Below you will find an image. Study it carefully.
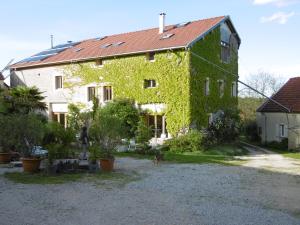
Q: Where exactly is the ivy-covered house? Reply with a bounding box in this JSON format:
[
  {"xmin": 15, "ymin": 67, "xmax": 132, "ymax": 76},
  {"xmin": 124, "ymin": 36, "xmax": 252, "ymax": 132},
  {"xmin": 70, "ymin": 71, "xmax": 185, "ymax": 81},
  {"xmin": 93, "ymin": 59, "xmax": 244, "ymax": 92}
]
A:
[{"xmin": 10, "ymin": 14, "xmax": 241, "ymax": 139}]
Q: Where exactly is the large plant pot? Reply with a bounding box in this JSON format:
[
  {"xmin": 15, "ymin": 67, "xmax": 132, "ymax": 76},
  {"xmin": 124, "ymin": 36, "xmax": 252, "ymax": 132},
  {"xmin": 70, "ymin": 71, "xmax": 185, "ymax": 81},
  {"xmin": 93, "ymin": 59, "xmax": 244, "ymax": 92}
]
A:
[
  {"xmin": 99, "ymin": 158, "xmax": 114, "ymax": 172},
  {"xmin": 0, "ymin": 153, "xmax": 11, "ymax": 164},
  {"xmin": 22, "ymin": 158, "xmax": 41, "ymax": 173}
]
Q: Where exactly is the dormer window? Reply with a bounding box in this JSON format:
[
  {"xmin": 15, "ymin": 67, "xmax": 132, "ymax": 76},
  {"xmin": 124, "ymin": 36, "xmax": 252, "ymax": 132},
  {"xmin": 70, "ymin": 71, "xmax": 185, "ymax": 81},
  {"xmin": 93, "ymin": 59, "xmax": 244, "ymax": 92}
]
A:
[
  {"xmin": 144, "ymin": 79, "xmax": 156, "ymax": 88},
  {"xmin": 146, "ymin": 52, "xmax": 155, "ymax": 61}
]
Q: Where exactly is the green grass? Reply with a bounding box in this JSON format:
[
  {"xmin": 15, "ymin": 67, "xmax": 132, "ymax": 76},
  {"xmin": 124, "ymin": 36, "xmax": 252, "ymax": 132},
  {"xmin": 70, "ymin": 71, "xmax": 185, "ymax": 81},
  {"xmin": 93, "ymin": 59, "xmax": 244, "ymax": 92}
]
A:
[
  {"xmin": 4, "ymin": 171, "xmax": 138, "ymax": 185},
  {"xmin": 4, "ymin": 172, "xmax": 84, "ymax": 184},
  {"xmin": 116, "ymin": 144, "xmax": 248, "ymax": 165}
]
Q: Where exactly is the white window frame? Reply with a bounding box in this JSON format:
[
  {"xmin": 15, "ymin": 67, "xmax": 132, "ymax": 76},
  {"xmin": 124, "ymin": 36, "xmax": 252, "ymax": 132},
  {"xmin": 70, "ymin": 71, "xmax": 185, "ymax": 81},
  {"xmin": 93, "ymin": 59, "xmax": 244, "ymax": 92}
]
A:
[
  {"xmin": 144, "ymin": 79, "xmax": 157, "ymax": 89},
  {"xmin": 204, "ymin": 78, "xmax": 210, "ymax": 96},
  {"xmin": 279, "ymin": 124, "xmax": 286, "ymax": 138},
  {"xmin": 231, "ymin": 81, "xmax": 237, "ymax": 97},
  {"xmin": 218, "ymin": 79, "xmax": 225, "ymax": 97},
  {"xmin": 87, "ymin": 86, "xmax": 96, "ymax": 102},
  {"xmin": 54, "ymin": 76, "xmax": 63, "ymax": 90}
]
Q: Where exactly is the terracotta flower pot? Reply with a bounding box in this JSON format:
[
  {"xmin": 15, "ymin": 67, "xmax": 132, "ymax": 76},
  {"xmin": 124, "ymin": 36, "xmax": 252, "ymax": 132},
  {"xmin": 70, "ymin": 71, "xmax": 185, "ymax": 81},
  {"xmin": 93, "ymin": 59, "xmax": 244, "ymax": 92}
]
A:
[
  {"xmin": 22, "ymin": 158, "xmax": 41, "ymax": 173},
  {"xmin": 0, "ymin": 153, "xmax": 11, "ymax": 164},
  {"xmin": 99, "ymin": 158, "xmax": 114, "ymax": 172}
]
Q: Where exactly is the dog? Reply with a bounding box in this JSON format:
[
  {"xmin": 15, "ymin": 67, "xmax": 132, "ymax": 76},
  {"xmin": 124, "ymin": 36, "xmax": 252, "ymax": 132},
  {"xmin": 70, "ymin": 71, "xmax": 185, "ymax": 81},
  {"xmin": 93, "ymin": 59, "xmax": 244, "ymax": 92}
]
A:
[{"xmin": 153, "ymin": 151, "xmax": 164, "ymax": 165}]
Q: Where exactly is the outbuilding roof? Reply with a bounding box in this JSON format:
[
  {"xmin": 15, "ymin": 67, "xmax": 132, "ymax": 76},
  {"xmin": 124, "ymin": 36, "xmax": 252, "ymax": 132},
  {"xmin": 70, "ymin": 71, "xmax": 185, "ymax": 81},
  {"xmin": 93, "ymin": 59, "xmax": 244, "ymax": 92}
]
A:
[
  {"xmin": 257, "ymin": 77, "xmax": 300, "ymax": 113},
  {"xmin": 11, "ymin": 15, "xmax": 239, "ymax": 70}
]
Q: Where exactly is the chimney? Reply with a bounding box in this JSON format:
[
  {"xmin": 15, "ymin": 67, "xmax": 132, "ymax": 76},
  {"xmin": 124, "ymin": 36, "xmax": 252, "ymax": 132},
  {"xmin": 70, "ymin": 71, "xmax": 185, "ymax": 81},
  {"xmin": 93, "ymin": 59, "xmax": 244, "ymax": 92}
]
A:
[{"xmin": 159, "ymin": 13, "xmax": 166, "ymax": 34}]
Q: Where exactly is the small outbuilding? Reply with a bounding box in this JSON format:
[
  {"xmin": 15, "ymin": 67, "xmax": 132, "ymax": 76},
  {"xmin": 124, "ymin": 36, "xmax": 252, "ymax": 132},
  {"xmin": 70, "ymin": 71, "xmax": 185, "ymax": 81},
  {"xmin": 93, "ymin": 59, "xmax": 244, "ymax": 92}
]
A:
[{"xmin": 257, "ymin": 77, "xmax": 300, "ymax": 149}]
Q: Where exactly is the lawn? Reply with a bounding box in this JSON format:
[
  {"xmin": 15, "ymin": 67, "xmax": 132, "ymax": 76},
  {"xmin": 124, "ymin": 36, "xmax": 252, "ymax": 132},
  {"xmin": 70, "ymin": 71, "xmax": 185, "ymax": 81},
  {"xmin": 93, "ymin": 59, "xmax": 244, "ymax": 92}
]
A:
[
  {"xmin": 4, "ymin": 171, "xmax": 137, "ymax": 185},
  {"xmin": 116, "ymin": 144, "xmax": 248, "ymax": 165}
]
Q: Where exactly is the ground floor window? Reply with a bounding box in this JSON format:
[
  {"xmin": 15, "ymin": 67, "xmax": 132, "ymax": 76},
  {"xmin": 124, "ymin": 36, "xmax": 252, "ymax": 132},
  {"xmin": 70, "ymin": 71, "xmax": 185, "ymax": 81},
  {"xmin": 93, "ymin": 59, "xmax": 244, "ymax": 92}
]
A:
[
  {"xmin": 145, "ymin": 114, "xmax": 167, "ymax": 138},
  {"xmin": 103, "ymin": 86, "xmax": 112, "ymax": 101},
  {"xmin": 52, "ymin": 113, "xmax": 67, "ymax": 128}
]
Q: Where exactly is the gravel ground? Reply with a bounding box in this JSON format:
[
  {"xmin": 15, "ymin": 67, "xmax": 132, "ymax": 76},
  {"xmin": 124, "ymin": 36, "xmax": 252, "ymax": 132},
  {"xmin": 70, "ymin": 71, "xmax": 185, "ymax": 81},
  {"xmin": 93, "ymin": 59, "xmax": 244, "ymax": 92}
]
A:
[{"xmin": 1, "ymin": 157, "xmax": 300, "ymax": 225}]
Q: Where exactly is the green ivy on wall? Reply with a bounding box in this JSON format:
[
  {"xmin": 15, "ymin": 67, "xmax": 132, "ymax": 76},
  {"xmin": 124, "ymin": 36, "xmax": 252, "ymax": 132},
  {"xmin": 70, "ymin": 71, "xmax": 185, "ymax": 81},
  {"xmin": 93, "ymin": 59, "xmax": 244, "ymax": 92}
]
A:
[
  {"xmin": 189, "ymin": 27, "xmax": 238, "ymax": 129},
  {"xmin": 63, "ymin": 25, "xmax": 238, "ymax": 136},
  {"xmin": 64, "ymin": 51, "xmax": 191, "ymax": 135}
]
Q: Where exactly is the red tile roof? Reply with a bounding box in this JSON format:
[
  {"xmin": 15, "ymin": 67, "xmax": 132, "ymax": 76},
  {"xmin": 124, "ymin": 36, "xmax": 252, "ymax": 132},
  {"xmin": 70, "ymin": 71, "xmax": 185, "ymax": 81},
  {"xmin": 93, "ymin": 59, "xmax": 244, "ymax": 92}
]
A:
[
  {"xmin": 0, "ymin": 72, "xmax": 4, "ymax": 80},
  {"xmin": 257, "ymin": 77, "xmax": 300, "ymax": 113},
  {"xmin": 11, "ymin": 16, "xmax": 230, "ymax": 69}
]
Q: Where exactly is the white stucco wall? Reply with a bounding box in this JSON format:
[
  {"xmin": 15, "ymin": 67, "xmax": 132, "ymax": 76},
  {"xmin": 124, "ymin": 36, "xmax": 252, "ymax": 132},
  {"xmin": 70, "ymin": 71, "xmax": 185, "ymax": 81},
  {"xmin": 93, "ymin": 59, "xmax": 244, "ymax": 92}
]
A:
[
  {"xmin": 10, "ymin": 66, "xmax": 106, "ymax": 115},
  {"xmin": 256, "ymin": 112, "xmax": 300, "ymax": 149}
]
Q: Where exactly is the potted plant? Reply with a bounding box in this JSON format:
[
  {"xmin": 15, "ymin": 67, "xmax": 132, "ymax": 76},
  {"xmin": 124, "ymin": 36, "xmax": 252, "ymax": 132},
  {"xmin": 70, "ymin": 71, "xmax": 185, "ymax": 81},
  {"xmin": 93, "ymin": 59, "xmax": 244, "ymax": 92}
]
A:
[
  {"xmin": 13, "ymin": 114, "xmax": 45, "ymax": 173},
  {"xmin": 88, "ymin": 145, "xmax": 100, "ymax": 172},
  {"xmin": 89, "ymin": 109, "xmax": 124, "ymax": 172},
  {"xmin": 0, "ymin": 115, "xmax": 13, "ymax": 163}
]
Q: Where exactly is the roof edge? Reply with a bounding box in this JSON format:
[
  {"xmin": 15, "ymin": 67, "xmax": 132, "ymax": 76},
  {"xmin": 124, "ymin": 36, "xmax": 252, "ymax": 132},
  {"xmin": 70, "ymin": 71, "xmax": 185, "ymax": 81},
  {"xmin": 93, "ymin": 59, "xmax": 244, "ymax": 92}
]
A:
[
  {"xmin": 186, "ymin": 15, "xmax": 241, "ymax": 49},
  {"xmin": 11, "ymin": 45, "xmax": 187, "ymax": 70}
]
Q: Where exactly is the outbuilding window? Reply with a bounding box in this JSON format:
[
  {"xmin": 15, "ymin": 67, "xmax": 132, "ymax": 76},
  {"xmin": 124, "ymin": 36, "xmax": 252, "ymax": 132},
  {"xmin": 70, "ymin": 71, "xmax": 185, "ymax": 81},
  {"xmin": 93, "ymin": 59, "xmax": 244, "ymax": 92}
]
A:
[{"xmin": 204, "ymin": 78, "xmax": 210, "ymax": 96}]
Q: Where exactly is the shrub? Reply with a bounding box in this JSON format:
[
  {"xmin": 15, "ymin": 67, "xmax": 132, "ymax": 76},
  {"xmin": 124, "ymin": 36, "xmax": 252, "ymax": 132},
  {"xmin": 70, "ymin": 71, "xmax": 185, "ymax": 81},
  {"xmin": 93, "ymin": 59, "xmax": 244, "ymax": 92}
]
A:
[
  {"xmin": 265, "ymin": 138, "xmax": 288, "ymax": 150},
  {"xmin": 47, "ymin": 144, "xmax": 75, "ymax": 164},
  {"xmin": 8, "ymin": 114, "xmax": 45, "ymax": 157},
  {"xmin": 165, "ymin": 130, "xmax": 203, "ymax": 153},
  {"xmin": 203, "ymin": 108, "xmax": 241, "ymax": 147},
  {"xmin": 67, "ymin": 103, "xmax": 92, "ymax": 132},
  {"xmin": 135, "ymin": 118, "xmax": 152, "ymax": 148},
  {"xmin": 99, "ymin": 99, "xmax": 139, "ymax": 138},
  {"xmin": 89, "ymin": 110, "xmax": 125, "ymax": 159},
  {"xmin": 43, "ymin": 122, "xmax": 76, "ymax": 146},
  {"xmin": 243, "ymin": 120, "xmax": 261, "ymax": 142}
]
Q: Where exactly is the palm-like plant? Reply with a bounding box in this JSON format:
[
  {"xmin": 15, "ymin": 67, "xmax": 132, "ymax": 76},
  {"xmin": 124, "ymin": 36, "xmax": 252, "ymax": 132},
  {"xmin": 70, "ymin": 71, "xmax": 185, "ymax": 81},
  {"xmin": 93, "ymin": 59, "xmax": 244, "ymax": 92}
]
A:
[{"xmin": 6, "ymin": 86, "xmax": 47, "ymax": 114}]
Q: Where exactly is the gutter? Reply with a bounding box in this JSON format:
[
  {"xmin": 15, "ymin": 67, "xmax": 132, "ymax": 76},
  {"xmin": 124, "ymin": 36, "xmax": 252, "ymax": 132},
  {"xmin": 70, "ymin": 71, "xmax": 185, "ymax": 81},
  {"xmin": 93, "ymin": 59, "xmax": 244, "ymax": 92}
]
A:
[{"xmin": 11, "ymin": 46, "xmax": 187, "ymax": 70}]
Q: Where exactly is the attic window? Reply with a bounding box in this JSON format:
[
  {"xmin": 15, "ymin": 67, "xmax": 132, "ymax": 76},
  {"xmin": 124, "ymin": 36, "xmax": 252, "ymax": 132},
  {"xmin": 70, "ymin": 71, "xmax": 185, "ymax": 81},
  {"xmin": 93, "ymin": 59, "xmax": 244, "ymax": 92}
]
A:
[
  {"xmin": 95, "ymin": 59, "xmax": 103, "ymax": 67},
  {"xmin": 112, "ymin": 41, "xmax": 125, "ymax": 46},
  {"xmin": 175, "ymin": 21, "xmax": 190, "ymax": 28},
  {"xmin": 101, "ymin": 43, "xmax": 112, "ymax": 48},
  {"xmin": 160, "ymin": 33, "xmax": 174, "ymax": 40},
  {"xmin": 146, "ymin": 52, "xmax": 155, "ymax": 61},
  {"xmin": 95, "ymin": 36, "xmax": 107, "ymax": 41}
]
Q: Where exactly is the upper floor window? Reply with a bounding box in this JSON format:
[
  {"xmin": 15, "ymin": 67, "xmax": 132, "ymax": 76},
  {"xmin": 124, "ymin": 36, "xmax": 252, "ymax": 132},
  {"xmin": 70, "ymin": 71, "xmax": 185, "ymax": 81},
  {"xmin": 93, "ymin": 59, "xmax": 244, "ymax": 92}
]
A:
[
  {"xmin": 144, "ymin": 79, "xmax": 156, "ymax": 88},
  {"xmin": 103, "ymin": 86, "xmax": 112, "ymax": 102},
  {"xmin": 204, "ymin": 78, "xmax": 210, "ymax": 96},
  {"xmin": 87, "ymin": 86, "xmax": 96, "ymax": 102},
  {"xmin": 220, "ymin": 22, "xmax": 238, "ymax": 63},
  {"xmin": 146, "ymin": 52, "xmax": 155, "ymax": 62},
  {"xmin": 218, "ymin": 80, "xmax": 225, "ymax": 97},
  {"xmin": 95, "ymin": 59, "xmax": 103, "ymax": 67},
  {"xmin": 55, "ymin": 76, "xmax": 63, "ymax": 89},
  {"xmin": 231, "ymin": 81, "xmax": 237, "ymax": 97}
]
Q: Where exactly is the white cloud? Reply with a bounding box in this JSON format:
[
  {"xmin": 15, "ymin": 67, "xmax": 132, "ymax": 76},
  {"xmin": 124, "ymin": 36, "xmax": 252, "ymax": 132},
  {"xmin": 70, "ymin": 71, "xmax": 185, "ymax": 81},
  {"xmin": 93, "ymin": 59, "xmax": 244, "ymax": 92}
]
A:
[
  {"xmin": 253, "ymin": 0, "xmax": 300, "ymax": 7},
  {"xmin": 260, "ymin": 11, "xmax": 295, "ymax": 24}
]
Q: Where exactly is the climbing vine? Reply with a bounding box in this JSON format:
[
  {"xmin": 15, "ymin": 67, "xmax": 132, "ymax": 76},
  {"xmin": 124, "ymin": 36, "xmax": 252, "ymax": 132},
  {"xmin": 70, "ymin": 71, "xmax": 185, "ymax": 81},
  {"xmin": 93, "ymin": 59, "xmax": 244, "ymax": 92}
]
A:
[{"xmin": 63, "ymin": 26, "xmax": 238, "ymax": 135}]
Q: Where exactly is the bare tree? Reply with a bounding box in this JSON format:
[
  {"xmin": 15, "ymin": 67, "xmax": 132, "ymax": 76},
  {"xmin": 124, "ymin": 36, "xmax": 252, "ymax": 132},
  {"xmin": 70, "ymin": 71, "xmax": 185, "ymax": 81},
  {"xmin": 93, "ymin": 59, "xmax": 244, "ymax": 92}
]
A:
[{"xmin": 239, "ymin": 71, "xmax": 285, "ymax": 98}]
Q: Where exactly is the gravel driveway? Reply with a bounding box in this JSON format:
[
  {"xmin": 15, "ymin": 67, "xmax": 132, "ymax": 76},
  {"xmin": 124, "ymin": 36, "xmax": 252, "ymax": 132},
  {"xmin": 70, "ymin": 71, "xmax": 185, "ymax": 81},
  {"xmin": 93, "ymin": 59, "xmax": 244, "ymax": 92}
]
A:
[{"xmin": 1, "ymin": 157, "xmax": 300, "ymax": 225}]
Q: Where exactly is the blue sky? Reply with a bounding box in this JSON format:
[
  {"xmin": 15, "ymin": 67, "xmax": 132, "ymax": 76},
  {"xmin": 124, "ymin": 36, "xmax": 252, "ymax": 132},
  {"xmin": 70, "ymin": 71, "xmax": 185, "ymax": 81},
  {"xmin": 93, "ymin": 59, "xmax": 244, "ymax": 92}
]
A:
[{"xmin": 1, "ymin": 0, "xmax": 299, "ymax": 81}]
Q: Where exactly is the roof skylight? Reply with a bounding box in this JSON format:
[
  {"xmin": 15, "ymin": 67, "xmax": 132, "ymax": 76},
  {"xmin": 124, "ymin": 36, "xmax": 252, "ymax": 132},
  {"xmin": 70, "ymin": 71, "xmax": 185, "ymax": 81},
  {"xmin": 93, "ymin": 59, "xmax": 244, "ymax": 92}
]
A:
[
  {"xmin": 101, "ymin": 43, "xmax": 112, "ymax": 48},
  {"xmin": 175, "ymin": 21, "xmax": 190, "ymax": 28},
  {"xmin": 95, "ymin": 36, "xmax": 107, "ymax": 41},
  {"xmin": 112, "ymin": 41, "xmax": 125, "ymax": 46},
  {"xmin": 160, "ymin": 33, "xmax": 174, "ymax": 40}
]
